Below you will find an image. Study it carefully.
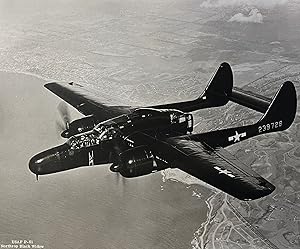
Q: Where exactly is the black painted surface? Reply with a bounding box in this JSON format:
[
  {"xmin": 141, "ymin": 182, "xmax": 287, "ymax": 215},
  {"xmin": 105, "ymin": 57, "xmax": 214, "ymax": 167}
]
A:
[{"xmin": 30, "ymin": 66, "xmax": 297, "ymax": 201}]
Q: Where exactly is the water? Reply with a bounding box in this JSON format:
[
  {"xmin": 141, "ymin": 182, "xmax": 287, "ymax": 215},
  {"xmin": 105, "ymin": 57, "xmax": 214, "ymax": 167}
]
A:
[{"xmin": 0, "ymin": 71, "xmax": 208, "ymax": 248}]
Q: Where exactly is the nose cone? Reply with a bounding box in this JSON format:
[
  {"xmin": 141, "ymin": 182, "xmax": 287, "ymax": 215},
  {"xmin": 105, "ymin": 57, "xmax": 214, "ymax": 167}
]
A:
[
  {"xmin": 28, "ymin": 145, "xmax": 68, "ymax": 175},
  {"xmin": 29, "ymin": 153, "xmax": 46, "ymax": 175}
]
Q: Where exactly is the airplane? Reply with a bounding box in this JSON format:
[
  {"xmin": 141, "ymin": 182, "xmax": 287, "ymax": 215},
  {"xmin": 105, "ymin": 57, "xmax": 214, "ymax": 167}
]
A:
[{"xmin": 28, "ymin": 62, "xmax": 297, "ymax": 201}]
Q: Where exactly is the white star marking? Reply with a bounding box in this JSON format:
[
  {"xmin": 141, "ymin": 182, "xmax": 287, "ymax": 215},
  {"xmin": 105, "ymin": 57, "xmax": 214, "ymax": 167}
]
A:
[
  {"xmin": 228, "ymin": 131, "xmax": 246, "ymax": 143},
  {"xmin": 214, "ymin": 166, "xmax": 235, "ymax": 178}
]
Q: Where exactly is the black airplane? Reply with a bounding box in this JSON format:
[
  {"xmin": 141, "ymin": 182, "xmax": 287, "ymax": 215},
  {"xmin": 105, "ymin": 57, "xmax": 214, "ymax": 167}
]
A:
[{"xmin": 29, "ymin": 62, "xmax": 297, "ymax": 201}]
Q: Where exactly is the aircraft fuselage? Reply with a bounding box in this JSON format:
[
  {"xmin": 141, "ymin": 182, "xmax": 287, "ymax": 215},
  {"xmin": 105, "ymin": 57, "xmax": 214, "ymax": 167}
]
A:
[{"xmin": 29, "ymin": 108, "xmax": 193, "ymax": 176}]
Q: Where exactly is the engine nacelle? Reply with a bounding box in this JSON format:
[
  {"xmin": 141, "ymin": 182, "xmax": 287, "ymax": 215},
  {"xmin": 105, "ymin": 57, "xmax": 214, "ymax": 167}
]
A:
[
  {"xmin": 62, "ymin": 116, "xmax": 98, "ymax": 138},
  {"xmin": 119, "ymin": 146, "xmax": 161, "ymax": 177}
]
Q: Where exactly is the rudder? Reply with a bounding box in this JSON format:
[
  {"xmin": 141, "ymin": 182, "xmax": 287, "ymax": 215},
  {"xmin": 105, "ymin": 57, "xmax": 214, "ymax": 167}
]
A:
[
  {"xmin": 258, "ymin": 81, "xmax": 297, "ymax": 131},
  {"xmin": 201, "ymin": 62, "xmax": 233, "ymax": 106}
]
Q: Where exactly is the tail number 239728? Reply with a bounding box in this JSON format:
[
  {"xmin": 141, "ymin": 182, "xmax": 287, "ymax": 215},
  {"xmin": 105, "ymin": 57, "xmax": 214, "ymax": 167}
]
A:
[{"xmin": 258, "ymin": 120, "xmax": 282, "ymax": 133}]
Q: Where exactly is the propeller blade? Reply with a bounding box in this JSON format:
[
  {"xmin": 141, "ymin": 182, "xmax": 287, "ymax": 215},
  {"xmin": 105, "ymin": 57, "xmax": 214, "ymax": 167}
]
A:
[
  {"xmin": 121, "ymin": 176, "xmax": 126, "ymax": 194},
  {"xmin": 57, "ymin": 102, "xmax": 71, "ymax": 130},
  {"xmin": 56, "ymin": 120, "xmax": 64, "ymax": 132},
  {"xmin": 55, "ymin": 120, "xmax": 65, "ymax": 138},
  {"xmin": 113, "ymin": 171, "xmax": 120, "ymax": 185}
]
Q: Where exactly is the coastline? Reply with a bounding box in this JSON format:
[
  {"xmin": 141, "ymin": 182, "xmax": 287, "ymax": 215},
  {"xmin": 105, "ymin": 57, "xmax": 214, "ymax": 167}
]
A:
[{"xmin": 0, "ymin": 70, "xmax": 209, "ymax": 248}]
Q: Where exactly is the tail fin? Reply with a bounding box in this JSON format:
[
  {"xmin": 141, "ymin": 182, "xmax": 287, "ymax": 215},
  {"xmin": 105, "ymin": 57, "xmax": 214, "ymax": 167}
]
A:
[
  {"xmin": 258, "ymin": 81, "xmax": 296, "ymax": 131},
  {"xmin": 201, "ymin": 62, "xmax": 233, "ymax": 106},
  {"xmin": 198, "ymin": 81, "xmax": 297, "ymax": 148}
]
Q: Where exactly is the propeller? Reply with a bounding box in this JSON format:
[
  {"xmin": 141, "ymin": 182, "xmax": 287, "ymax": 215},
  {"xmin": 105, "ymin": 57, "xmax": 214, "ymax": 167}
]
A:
[
  {"xmin": 112, "ymin": 166, "xmax": 126, "ymax": 194},
  {"xmin": 56, "ymin": 102, "xmax": 71, "ymax": 138},
  {"xmin": 109, "ymin": 147, "xmax": 126, "ymax": 190}
]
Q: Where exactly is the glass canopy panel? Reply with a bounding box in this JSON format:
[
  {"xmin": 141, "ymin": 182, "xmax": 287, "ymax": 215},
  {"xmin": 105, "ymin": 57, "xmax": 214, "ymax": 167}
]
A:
[{"xmin": 67, "ymin": 131, "xmax": 101, "ymax": 149}]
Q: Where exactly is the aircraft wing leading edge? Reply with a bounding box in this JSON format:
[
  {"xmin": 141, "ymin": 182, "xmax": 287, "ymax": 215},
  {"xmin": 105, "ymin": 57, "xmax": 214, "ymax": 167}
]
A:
[{"xmin": 44, "ymin": 82, "xmax": 133, "ymax": 121}]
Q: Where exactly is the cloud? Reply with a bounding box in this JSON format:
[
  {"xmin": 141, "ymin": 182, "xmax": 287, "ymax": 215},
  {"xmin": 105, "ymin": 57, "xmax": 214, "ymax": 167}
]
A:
[
  {"xmin": 228, "ymin": 8, "xmax": 263, "ymax": 23},
  {"xmin": 200, "ymin": 0, "xmax": 288, "ymax": 8}
]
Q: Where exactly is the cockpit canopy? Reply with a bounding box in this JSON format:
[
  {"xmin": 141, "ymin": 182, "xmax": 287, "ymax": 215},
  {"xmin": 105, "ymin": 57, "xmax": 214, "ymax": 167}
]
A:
[
  {"xmin": 66, "ymin": 108, "xmax": 193, "ymax": 150},
  {"xmin": 67, "ymin": 131, "xmax": 100, "ymax": 149}
]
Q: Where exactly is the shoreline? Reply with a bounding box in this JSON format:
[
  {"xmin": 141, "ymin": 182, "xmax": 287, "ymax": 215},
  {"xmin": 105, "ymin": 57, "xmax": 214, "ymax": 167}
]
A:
[{"xmin": 0, "ymin": 70, "xmax": 209, "ymax": 249}]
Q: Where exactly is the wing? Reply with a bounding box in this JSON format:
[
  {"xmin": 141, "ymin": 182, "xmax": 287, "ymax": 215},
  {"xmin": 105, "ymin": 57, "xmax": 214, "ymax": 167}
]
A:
[
  {"xmin": 130, "ymin": 132, "xmax": 275, "ymax": 200},
  {"xmin": 45, "ymin": 82, "xmax": 133, "ymax": 120},
  {"xmin": 45, "ymin": 63, "xmax": 233, "ymax": 118}
]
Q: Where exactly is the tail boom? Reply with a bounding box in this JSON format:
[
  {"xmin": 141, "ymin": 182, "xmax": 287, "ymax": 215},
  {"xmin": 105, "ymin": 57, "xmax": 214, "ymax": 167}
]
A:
[{"xmin": 229, "ymin": 87, "xmax": 272, "ymax": 113}]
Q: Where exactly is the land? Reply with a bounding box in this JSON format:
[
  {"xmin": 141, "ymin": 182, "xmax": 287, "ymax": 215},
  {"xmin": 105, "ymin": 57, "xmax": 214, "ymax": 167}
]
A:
[{"xmin": 0, "ymin": 0, "xmax": 299, "ymax": 248}]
